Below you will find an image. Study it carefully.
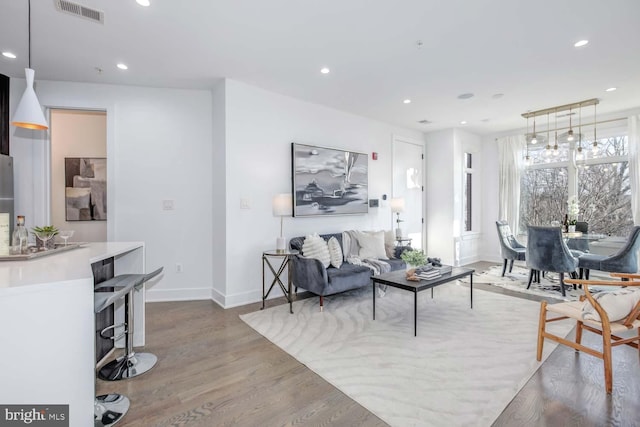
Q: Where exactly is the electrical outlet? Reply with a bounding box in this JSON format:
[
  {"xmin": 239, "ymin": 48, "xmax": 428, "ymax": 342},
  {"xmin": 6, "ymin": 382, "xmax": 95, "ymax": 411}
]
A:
[
  {"xmin": 175, "ymin": 263, "xmax": 183, "ymax": 273},
  {"xmin": 162, "ymin": 200, "xmax": 175, "ymax": 210}
]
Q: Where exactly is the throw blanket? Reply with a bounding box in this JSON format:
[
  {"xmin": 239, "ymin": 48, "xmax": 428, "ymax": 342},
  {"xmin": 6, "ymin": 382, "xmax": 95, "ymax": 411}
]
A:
[{"xmin": 347, "ymin": 256, "xmax": 391, "ymax": 276}]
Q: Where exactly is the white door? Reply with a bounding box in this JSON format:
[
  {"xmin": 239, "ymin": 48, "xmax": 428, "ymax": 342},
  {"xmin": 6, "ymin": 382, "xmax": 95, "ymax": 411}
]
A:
[{"xmin": 392, "ymin": 136, "xmax": 425, "ymax": 250}]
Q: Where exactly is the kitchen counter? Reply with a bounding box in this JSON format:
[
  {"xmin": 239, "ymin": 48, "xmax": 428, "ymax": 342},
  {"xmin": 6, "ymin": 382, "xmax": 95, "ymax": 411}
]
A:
[{"xmin": 0, "ymin": 241, "xmax": 145, "ymax": 427}]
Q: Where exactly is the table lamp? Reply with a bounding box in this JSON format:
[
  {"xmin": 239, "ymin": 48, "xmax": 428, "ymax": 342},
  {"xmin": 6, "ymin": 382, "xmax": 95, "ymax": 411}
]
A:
[
  {"xmin": 390, "ymin": 197, "xmax": 405, "ymax": 239},
  {"xmin": 272, "ymin": 193, "xmax": 292, "ymax": 253}
]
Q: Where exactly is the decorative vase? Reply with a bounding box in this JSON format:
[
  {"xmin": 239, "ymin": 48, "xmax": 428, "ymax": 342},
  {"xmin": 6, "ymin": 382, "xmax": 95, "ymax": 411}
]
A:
[{"xmin": 568, "ymin": 225, "xmax": 576, "ymax": 233}]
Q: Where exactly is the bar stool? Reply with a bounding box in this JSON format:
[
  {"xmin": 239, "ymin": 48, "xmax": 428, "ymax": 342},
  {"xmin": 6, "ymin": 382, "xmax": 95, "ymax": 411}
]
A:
[
  {"xmin": 97, "ymin": 267, "xmax": 163, "ymax": 381},
  {"xmin": 94, "ymin": 281, "xmax": 135, "ymax": 426}
]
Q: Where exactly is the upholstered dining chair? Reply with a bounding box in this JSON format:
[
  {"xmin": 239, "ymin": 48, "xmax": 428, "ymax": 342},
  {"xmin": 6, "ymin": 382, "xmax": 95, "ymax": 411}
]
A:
[
  {"xmin": 526, "ymin": 226, "xmax": 579, "ymax": 297},
  {"xmin": 537, "ymin": 274, "xmax": 640, "ymax": 394},
  {"xmin": 496, "ymin": 220, "xmax": 526, "ymax": 277},
  {"xmin": 579, "ymin": 226, "xmax": 640, "ymax": 280}
]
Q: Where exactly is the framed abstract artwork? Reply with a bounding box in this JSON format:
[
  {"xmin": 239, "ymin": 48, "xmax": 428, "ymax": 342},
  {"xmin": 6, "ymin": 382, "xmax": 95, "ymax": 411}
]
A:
[
  {"xmin": 65, "ymin": 157, "xmax": 107, "ymax": 221},
  {"xmin": 291, "ymin": 143, "xmax": 368, "ymax": 217}
]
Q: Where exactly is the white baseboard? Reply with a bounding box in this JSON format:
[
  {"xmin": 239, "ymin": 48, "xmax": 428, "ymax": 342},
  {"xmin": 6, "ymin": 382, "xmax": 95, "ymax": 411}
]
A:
[
  {"xmin": 212, "ymin": 287, "xmax": 285, "ymax": 309},
  {"xmin": 146, "ymin": 287, "xmax": 212, "ymax": 302}
]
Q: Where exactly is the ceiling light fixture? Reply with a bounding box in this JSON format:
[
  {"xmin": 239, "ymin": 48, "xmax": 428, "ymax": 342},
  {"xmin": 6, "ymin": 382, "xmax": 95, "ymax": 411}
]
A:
[
  {"xmin": 531, "ymin": 116, "xmax": 537, "ymax": 144},
  {"xmin": 320, "ymin": 67, "xmax": 330, "ymax": 74},
  {"xmin": 457, "ymin": 93, "xmax": 474, "ymax": 100},
  {"xmin": 2, "ymin": 52, "xmax": 17, "ymax": 59},
  {"xmin": 117, "ymin": 63, "xmax": 128, "ymax": 70},
  {"xmin": 576, "ymin": 105, "xmax": 584, "ymax": 161},
  {"xmin": 567, "ymin": 107, "xmax": 574, "ymax": 141},
  {"xmin": 605, "ymin": 87, "xmax": 617, "ymax": 92},
  {"xmin": 592, "ymin": 102, "xmax": 599, "ymax": 155},
  {"xmin": 460, "ymin": 120, "xmax": 467, "ymax": 125},
  {"xmin": 11, "ymin": 0, "xmax": 48, "ymax": 130},
  {"xmin": 574, "ymin": 40, "xmax": 589, "ymax": 47},
  {"xmin": 524, "ymin": 114, "xmax": 531, "ymax": 166},
  {"xmin": 136, "ymin": 0, "xmax": 151, "ymax": 6},
  {"xmin": 403, "ymin": 99, "xmax": 411, "ymax": 104}
]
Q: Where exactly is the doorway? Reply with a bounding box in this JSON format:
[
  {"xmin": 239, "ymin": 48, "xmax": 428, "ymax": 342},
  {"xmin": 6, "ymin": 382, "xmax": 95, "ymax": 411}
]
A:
[
  {"xmin": 392, "ymin": 135, "xmax": 425, "ymax": 250},
  {"xmin": 50, "ymin": 109, "xmax": 107, "ymax": 242}
]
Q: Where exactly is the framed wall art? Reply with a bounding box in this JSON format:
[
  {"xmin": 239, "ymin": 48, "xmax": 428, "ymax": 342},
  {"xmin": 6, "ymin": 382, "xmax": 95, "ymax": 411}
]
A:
[
  {"xmin": 65, "ymin": 157, "xmax": 107, "ymax": 221},
  {"xmin": 291, "ymin": 143, "xmax": 368, "ymax": 217}
]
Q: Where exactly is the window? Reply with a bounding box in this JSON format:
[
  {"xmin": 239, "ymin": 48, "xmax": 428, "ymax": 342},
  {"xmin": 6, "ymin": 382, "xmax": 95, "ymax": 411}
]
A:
[
  {"xmin": 519, "ymin": 128, "xmax": 632, "ymax": 236},
  {"xmin": 463, "ymin": 153, "xmax": 472, "ymax": 232}
]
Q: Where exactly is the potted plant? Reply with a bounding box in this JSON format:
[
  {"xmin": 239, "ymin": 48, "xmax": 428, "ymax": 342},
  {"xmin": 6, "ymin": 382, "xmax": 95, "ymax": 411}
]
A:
[
  {"xmin": 32, "ymin": 225, "xmax": 59, "ymax": 250},
  {"xmin": 401, "ymin": 249, "xmax": 427, "ymax": 268}
]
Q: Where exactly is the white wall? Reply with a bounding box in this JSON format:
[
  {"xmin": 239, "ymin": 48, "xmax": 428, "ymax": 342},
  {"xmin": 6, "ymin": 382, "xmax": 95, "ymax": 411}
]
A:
[
  {"xmin": 425, "ymin": 129, "xmax": 455, "ymax": 265},
  {"xmin": 219, "ymin": 79, "xmax": 425, "ymax": 307},
  {"xmin": 50, "ymin": 109, "xmax": 107, "ymax": 243},
  {"xmin": 10, "ymin": 79, "xmax": 214, "ymax": 301}
]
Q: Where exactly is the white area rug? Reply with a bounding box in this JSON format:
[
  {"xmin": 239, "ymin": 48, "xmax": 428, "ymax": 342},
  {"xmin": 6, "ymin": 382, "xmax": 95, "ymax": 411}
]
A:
[
  {"xmin": 464, "ymin": 264, "xmax": 584, "ymax": 301},
  {"xmin": 240, "ymin": 282, "xmax": 573, "ymax": 427}
]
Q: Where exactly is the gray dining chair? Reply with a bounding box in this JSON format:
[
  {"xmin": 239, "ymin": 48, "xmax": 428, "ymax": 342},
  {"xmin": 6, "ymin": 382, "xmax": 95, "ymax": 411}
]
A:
[
  {"xmin": 526, "ymin": 226, "xmax": 579, "ymax": 297},
  {"xmin": 496, "ymin": 220, "xmax": 526, "ymax": 276},
  {"xmin": 579, "ymin": 226, "xmax": 640, "ymax": 279}
]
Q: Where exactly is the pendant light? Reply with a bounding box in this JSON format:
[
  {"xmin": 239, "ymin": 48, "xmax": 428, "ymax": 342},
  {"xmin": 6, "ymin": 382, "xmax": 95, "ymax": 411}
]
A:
[
  {"xmin": 524, "ymin": 115, "xmax": 531, "ymax": 165},
  {"xmin": 567, "ymin": 107, "xmax": 574, "ymax": 142},
  {"xmin": 531, "ymin": 116, "xmax": 537, "ymax": 144},
  {"xmin": 11, "ymin": 0, "xmax": 48, "ymax": 130},
  {"xmin": 592, "ymin": 102, "xmax": 599, "ymax": 154},
  {"xmin": 576, "ymin": 104, "xmax": 584, "ymax": 161}
]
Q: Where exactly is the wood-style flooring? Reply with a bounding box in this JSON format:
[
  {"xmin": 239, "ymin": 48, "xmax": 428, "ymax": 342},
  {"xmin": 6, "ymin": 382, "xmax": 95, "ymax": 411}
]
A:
[{"xmin": 96, "ymin": 261, "xmax": 640, "ymax": 426}]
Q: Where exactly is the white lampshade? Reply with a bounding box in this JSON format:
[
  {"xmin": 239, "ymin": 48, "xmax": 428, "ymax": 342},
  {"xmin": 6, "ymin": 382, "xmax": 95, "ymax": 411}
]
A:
[
  {"xmin": 272, "ymin": 193, "xmax": 292, "ymax": 217},
  {"xmin": 11, "ymin": 68, "xmax": 48, "ymax": 130},
  {"xmin": 390, "ymin": 197, "xmax": 405, "ymax": 213}
]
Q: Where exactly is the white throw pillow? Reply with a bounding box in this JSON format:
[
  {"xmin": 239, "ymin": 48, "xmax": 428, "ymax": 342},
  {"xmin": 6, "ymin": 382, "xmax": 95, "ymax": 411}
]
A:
[
  {"xmin": 301, "ymin": 233, "xmax": 331, "ymax": 268},
  {"xmin": 327, "ymin": 236, "xmax": 343, "ymax": 268},
  {"xmin": 384, "ymin": 230, "xmax": 396, "ymax": 259},
  {"xmin": 581, "ymin": 288, "xmax": 640, "ymax": 322},
  {"xmin": 355, "ymin": 230, "xmax": 388, "ymax": 260}
]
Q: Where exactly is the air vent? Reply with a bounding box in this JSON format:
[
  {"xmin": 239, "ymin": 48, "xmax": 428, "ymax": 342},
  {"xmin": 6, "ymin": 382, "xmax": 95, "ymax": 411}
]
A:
[
  {"xmin": 417, "ymin": 119, "xmax": 432, "ymax": 125},
  {"xmin": 55, "ymin": 0, "xmax": 104, "ymax": 24}
]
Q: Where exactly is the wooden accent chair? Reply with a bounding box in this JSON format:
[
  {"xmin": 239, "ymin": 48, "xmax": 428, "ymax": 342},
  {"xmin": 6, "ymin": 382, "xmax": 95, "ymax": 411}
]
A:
[{"xmin": 537, "ymin": 274, "xmax": 640, "ymax": 393}]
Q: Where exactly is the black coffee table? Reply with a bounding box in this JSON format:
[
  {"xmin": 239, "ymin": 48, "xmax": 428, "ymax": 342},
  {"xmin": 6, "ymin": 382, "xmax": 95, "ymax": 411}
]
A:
[{"xmin": 372, "ymin": 267, "xmax": 474, "ymax": 336}]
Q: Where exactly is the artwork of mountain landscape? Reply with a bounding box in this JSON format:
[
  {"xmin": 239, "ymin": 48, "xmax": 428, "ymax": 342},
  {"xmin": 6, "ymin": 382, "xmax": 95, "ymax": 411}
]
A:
[{"xmin": 292, "ymin": 143, "xmax": 368, "ymax": 216}]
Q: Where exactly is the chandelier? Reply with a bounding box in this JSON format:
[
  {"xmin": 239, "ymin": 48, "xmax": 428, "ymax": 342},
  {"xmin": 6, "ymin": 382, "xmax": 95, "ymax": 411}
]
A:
[{"xmin": 521, "ymin": 98, "xmax": 599, "ymax": 163}]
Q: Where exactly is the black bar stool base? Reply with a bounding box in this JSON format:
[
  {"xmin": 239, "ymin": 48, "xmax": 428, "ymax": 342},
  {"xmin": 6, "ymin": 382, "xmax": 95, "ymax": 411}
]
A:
[
  {"xmin": 98, "ymin": 352, "xmax": 157, "ymax": 381},
  {"xmin": 95, "ymin": 394, "xmax": 130, "ymax": 426}
]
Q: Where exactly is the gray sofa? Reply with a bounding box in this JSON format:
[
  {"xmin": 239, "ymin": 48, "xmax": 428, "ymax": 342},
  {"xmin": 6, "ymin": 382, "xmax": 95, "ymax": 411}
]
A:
[{"xmin": 289, "ymin": 232, "xmax": 408, "ymax": 310}]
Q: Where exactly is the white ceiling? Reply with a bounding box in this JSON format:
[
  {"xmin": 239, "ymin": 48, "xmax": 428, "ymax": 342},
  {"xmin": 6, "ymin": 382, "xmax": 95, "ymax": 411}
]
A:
[{"xmin": 1, "ymin": 0, "xmax": 639, "ymax": 135}]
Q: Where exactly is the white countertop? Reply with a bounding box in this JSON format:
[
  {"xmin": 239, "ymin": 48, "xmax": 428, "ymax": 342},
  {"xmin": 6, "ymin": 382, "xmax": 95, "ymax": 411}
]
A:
[{"xmin": 0, "ymin": 241, "xmax": 144, "ymax": 293}]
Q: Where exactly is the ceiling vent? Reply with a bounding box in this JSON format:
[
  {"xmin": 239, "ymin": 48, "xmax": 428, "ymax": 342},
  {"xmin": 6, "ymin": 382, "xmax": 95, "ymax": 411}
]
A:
[
  {"xmin": 55, "ymin": 0, "xmax": 104, "ymax": 24},
  {"xmin": 417, "ymin": 119, "xmax": 432, "ymax": 125}
]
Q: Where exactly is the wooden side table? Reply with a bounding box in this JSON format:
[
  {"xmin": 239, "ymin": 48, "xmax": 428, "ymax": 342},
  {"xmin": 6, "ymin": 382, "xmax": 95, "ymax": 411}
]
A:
[{"xmin": 262, "ymin": 249, "xmax": 298, "ymax": 314}]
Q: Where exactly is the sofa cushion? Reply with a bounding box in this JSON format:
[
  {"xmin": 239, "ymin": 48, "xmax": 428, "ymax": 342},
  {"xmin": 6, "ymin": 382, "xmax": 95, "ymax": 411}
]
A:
[
  {"xmin": 302, "ymin": 233, "xmax": 331, "ymax": 268},
  {"xmin": 327, "ymin": 236, "xmax": 343, "ymax": 269},
  {"xmin": 326, "ymin": 263, "xmax": 372, "ymax": 294},
  {"xmin": 384, "ymin": 230, "xmax": 396, "ymax": 258},
  {"xmin": 356, "ymin": 230, "xmax": 388, "ymax": 260}
]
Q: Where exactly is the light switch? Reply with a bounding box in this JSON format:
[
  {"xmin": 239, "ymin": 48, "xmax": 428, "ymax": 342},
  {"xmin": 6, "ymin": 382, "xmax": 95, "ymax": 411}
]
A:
[
  {"xmin": 162, "ymin": 200, "xmax": 175, "ymax": 210},
  {"xmin": 240, "ymin": 198, "xmax": 251, "ymax": 209}
]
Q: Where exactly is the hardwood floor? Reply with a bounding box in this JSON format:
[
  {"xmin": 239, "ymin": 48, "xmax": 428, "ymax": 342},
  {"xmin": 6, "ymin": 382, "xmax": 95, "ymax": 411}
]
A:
[{"xmin": 96, "ymin": 262, "xmax": 640, "ymax": 426}]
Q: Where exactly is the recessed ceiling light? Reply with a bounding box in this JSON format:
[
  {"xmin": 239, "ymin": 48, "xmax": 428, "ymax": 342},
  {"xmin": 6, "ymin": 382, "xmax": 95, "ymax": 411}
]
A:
[
  {"xmin": 574, "ymin": 40, "xmax": 589, "ymax": 47},
  {"xmin": 116, "ymin": 63, "xmax": 128, "ymax": 70},
  {"xmin": 136, "ymin": 0, "xmax": 151, "ymax": 6},
  {"xmin": 481, "ymin": 118, "xmax": 490, "ymax": 123},
  {"xmin": 457, "ymin": 93, "xmax": 474, "ymax": 100},
  {"xmin": 460, "ymin": 121, "xmax": 467, "ymax": 125},
  {"xmin": 605, "ymin": 87, "xmax": 617, "ymax": 92},
  {"xmin": 491, "ymin": 93, "xmax": 504, "ymax": 99},
  {"xmin": 2, "ymin": 51, "xmax": 16, "ymax": 59},
  {"xmin": 403, "ymin": 99, "xmax": 411, "ymax": 104},
  {"xmin": 320, "ymin": 67, "xmax": 330, "ymax": 74},
  {"xmin": 417, "ymin": 119, "xmax": 432, "ymax": 124}
]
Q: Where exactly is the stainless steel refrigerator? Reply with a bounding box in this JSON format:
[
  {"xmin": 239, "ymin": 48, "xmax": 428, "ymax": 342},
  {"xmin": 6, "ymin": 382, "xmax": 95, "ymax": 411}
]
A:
[{"xmin": 0, "ymin": 154, "xmax": 14, "ymax": 236}]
